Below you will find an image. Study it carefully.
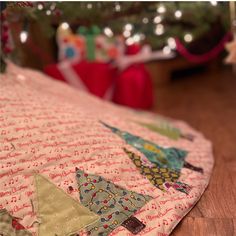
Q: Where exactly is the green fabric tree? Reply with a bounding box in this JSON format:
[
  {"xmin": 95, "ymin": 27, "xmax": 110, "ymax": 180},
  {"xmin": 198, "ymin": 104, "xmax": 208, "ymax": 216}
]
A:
[{"xmin": 76, "ymin": 169, "xmax": 152, "ymax": 236}]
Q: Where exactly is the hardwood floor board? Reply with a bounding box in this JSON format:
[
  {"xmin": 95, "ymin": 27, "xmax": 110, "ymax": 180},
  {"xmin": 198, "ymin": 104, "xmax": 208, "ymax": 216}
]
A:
[
  {"xmin": 153, "ymin": 67, "xmax": 236, "ymax": 235},
  {"xmin": 172, "ymin": 217, "xmax": 235, "ymax": 236},
  {"xmin": 193, "ymin": 163, "xmax": 236, "ymax": 218}
]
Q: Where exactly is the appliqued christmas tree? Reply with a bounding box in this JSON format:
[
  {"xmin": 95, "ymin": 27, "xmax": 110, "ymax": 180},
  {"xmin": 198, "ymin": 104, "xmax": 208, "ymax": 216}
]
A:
[
  {"xmin": 101, "ymin": 121, "xmax": 202, "ymax": 173},
  {"xmin": 124, "ymin": 148, "xmax": 191, "ymax": 194},
  {"xmin": 101, "ymin": 121, "xmax": 203, "ymax": 194},
  {"xmin": 35, "ymin": 174, "xmax": 99, "ymax": 236},
  {"xmin": 76, "ymin": 169, "xmax": 152, "ymax": 236},
  {"xmin": 135, "ymin": 120, "xmax": 194, "ymax": 141}
]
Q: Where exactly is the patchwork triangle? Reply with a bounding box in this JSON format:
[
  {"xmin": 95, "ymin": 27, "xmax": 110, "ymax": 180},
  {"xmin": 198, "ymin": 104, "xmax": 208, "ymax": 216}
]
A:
[
  {"xmin": 75, "ymin": 169, "xmax": 152, "ymax": 236},
  {"xmin": 35, "ymin": 174, "xmax": 99, "ymax": 236}
]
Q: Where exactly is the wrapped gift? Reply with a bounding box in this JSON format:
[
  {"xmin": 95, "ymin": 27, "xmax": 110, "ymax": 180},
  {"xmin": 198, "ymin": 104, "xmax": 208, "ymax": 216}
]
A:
[
  {"xmin": 77, "ymin": 25, "xmax": 101, "ymax": 61},
  {"xmin": 49, "ymin": 25, "xmax": 154, "ymax": 109},
  {"xmin": 95, "ymin": 35, "xmax": 124, "ymax": 62},
  {"xmin": 57, "ymin": 24, "xmax": 124, "ymax": 63},
  {"xmin": 59, "ymin": 35, "xmax": 86, "ymax": 62},
  {"xmin": 77, "ymin": 26, "xmax": 124, "ymax": 62},
  {"xmin": 57, "ymin": 23, "xmax": 86, "ymax": 62}
]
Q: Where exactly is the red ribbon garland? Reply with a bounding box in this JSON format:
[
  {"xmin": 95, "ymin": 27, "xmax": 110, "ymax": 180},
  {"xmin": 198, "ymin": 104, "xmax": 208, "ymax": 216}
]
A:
[{"xmin": 175, "ymin": 32, "xmax": 232, "ymax": 64}]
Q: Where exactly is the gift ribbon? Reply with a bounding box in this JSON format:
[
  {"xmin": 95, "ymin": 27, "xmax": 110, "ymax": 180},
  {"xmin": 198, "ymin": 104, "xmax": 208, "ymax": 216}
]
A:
[{"xmin": 77, "ymin": 25, "xmax": 101, "ymax": 61}]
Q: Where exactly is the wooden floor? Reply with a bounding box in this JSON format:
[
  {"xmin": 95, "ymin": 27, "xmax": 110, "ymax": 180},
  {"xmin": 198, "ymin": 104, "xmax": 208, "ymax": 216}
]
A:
[{"xmin": 153, "ymin": 65, "xmax": 236, "ymax": 236}]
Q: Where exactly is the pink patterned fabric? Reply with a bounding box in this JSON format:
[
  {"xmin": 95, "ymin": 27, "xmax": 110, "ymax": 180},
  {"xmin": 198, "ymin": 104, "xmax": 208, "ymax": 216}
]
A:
[{"xmin": 0, "ymin": 63, "xmax": 214, "ymax": 235}]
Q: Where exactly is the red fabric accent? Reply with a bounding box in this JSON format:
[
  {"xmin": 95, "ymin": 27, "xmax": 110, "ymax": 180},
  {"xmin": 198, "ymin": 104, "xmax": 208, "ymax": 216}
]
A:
[
  {"xmin": 12, "ymin": 218, "xmax": 25, "ymax": 230},
  {"xmin": 113, "ymin": 64, "xmax": 153, "ymax": 109},
  {"xmin": 44, "ymin": 61, "xmax": 154, "ymax": 109},
  {"xmin": 44, "ymin": 64, "xmax": 67, "ymax": 82},
  {"xmin": 126, "ymin": 44, "xmax": 141, "ymax": 55},
  {"xmin": 44, "ymin": 62, "xmax": 116, "ymax": 98},
  {"xmin": 72, "ymin": 61, "xmax": 116, "ymax": 98},
  {"xmin": 175, "ymin": 32, "xmax": 232, "ymax": 64}
]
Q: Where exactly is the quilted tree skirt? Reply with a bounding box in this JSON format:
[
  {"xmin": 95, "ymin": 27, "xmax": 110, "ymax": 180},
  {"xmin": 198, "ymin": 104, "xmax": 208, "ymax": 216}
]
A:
[{"xmin": 0, "ymin": 63, "xmax": 214, "ymax": 236}]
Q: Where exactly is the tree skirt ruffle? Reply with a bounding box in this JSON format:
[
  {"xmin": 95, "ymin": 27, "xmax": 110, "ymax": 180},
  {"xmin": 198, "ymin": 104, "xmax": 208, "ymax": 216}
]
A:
[{"xmin": 0, "ymin": 63, "xmax": 214, "ymax": 236}]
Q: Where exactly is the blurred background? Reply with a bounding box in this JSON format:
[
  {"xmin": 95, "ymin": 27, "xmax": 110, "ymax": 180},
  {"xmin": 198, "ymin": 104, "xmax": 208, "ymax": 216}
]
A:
[{"xmin": 1, "ymin": 1, "xmax": 236, "ymax": 110}]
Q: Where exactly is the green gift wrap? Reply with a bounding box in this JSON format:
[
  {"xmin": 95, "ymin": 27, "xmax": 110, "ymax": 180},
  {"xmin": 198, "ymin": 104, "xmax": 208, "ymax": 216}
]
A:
[{"xmin": 77, "ymin": 25, "xmax": 101, "ymax": 61}]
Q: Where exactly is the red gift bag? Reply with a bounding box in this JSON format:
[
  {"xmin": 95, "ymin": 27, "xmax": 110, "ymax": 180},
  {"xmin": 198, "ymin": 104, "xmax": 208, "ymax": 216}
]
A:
[
  {"xmin": 44, "ymin": 61, "xmax": 116, "ymax": 99},
  {"xmin": 113, "ymin": 64, "xmax": 153, "ymax": 109},
  {"xmin": 73, "ymin": 61, "xmax": 116, "ymax": 98}
]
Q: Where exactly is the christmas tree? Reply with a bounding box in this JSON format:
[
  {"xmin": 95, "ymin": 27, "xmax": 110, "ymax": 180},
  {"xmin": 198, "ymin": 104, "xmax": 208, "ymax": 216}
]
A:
[
  {"xmin": 35, "ymin": 174, "xmax": 99, "ymax": 236},
  {"xmin": 3, "ymin": 2, "xmax": 231, "ymax": 49},
  {"xmin": 0, "ymin": 2, "xmax": 233, "ymax": 72}
]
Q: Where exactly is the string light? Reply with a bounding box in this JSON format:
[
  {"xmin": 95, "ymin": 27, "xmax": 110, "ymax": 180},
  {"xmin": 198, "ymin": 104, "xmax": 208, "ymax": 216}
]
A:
[
  {"xmin": 46, "ymin": 10, "xmax": 51, "ymax": 15},
  {"xmin": 175, "ymin": 10, "xmax": 182, "ymax": 19},
  {"xmin": 142, "ymin": 17, "xmax": 149, "ymax": 24},
  {"xmin": 153, "ymin": 16, "xmax": 162, "ymax": 24},
  {"xmin": 163, "ymin": 46, "xmax": 171, "ymax": 55},
  {"xmin": 126, "ymin": 37, "xmax": 134, "ymax": 45},
  {"xmin": 167, "ymin": 37, "xmax": 176, "ymax": 49},
  {"xmin": 140, "ymin": 33, "xmax": 146, "ymax": 40},
  {"xmin": 61, "ymin": 22, "xmax": 70, "ymax": 30},
  {"xmin": 157, "ymin": 5, "xmax": 166, "ymax": 14},
  {"xmin": 37, "ymin": 3, "xmax": 43, "ymax": 10},
  {"xmin": 50, "ymin": 3, "xmax": 56, "ymax": 11},
  {"xmin": 184, "ymin": 33, "xmax": 193, "ymax": 42},
  {"xmin": 20, "ymin": 31, "xmax": 28, "ymax": 43},
  {"xmin": 115, "ymin": 3, "xmax": 121, "ymax": 12},
  {"xmin": 103, "ymin": 27, "xmax": 113, "ymax": 37},
  {"xmin": 210, "ymin": 1, "xmax": 217, "ymax": 6},
  {"xmin": 154, "ymin": 24, "xmax": 164, "ymax": 35},
  {"xmin": 123, "ymin": 30, "xmax": 131, "ymax": 38},
  {"xmin": 124, "ymin": 23, "xmax": 133, "ymax": 31},
  {"xmin": 87, "ymin": 3, "xmax": 92, "ymax": 9},
  {"xmin": 133, "ymin": 34, "xmax": 141, "ymax": 43}
]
